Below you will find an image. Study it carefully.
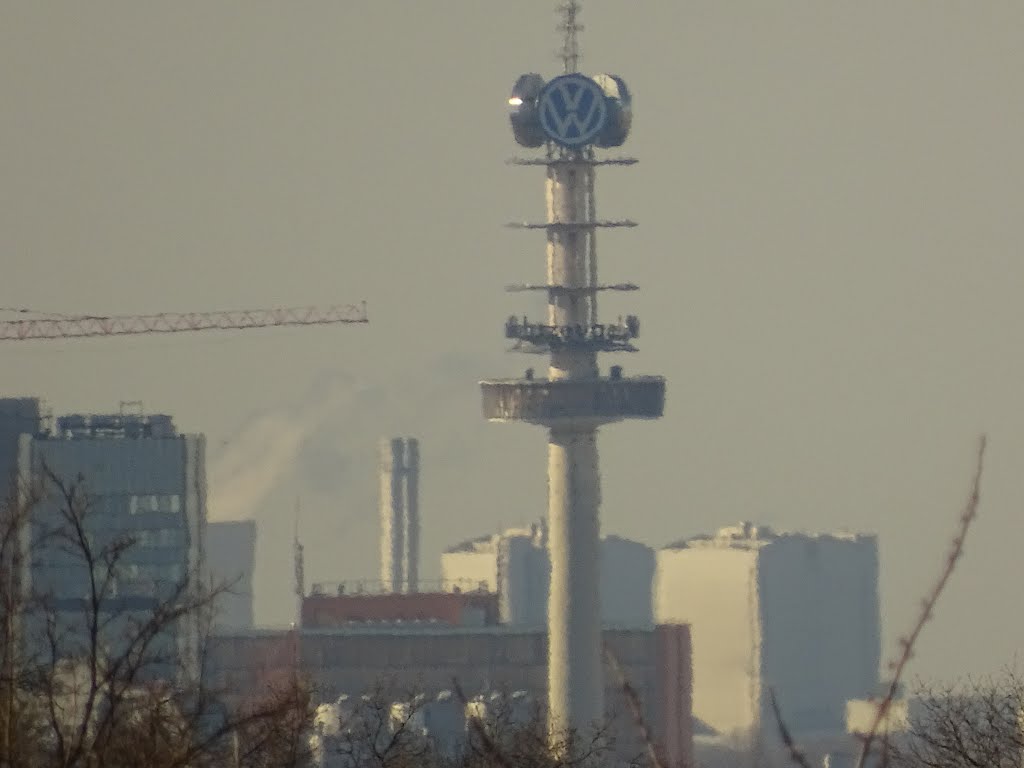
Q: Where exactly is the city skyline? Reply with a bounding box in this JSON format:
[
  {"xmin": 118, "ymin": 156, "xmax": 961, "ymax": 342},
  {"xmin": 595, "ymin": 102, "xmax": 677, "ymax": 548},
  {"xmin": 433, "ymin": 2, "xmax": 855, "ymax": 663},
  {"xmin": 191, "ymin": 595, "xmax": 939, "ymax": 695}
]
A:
[{"xmin": 3, "ymin": 2, "xmax": 1022, "ymax": 684}]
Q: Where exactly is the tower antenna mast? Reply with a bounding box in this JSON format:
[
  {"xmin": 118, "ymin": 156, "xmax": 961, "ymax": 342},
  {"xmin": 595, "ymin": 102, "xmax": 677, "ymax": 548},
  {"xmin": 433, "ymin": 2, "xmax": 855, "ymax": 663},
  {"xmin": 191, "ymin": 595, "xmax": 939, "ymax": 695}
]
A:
[
  {"xmin": 293, "ymin": 498, "xmax": 305, "ymax": 625},
  {"xmin": 559, "ymin": 0, "xmax": 583, "ymax": 74}
]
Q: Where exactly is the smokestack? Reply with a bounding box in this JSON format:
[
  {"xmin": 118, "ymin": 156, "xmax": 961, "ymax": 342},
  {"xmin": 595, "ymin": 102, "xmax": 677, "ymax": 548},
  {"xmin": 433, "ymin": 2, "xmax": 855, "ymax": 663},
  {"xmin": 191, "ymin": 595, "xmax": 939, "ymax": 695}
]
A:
[
  {"xmin": 403, "ymin": 438, "xmax": 420, "ymax": 593},
  {"xmin": 379, "ymin": 438, "xmax": 405, "ymax": 593}
]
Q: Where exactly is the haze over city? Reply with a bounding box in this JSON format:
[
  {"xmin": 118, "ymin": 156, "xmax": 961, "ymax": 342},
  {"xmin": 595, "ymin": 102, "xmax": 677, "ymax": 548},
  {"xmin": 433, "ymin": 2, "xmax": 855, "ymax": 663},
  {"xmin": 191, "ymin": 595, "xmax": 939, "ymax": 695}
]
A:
[{"xmin": 3, "ymin": 0, "xmax": 1023, "ymax": 688}]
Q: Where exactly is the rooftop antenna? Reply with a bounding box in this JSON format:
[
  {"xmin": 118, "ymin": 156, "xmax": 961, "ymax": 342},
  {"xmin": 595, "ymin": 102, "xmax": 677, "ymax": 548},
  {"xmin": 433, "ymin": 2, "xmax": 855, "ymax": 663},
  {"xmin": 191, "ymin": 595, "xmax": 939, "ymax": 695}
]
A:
[
  {"xmin": 558, "ymin": 0, "xmax": 583, "ymax": 74},
  {"xmin": 293, "ymin": 498, "xmax": 305, "ymax": 613}
]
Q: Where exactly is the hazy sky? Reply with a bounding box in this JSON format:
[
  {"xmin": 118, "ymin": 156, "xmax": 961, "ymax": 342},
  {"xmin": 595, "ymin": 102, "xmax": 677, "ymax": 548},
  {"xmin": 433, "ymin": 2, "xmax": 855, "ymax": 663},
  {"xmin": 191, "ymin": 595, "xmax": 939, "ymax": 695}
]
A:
[{"xmin": 3, "ymin": 2, "xmax": 1023, "ymax": 682}]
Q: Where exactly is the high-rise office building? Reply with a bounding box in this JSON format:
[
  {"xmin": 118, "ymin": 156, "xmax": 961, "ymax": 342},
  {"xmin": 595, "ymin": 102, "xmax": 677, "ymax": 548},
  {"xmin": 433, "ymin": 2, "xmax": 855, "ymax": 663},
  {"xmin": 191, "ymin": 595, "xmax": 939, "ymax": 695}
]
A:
[{"xmin": 16, "ymin": 409, "xmax": 207, "ymax": 678}]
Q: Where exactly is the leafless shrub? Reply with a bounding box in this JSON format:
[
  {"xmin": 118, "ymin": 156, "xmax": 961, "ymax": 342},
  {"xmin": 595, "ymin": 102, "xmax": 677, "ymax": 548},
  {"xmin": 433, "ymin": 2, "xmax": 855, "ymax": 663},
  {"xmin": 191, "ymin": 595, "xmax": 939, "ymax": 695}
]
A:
[
  {"xmin": 890, "ymin": 668, "xmax": 1024, "ymax": 768},
  {"xmin": 453, "ymin": 679, "xmax": 627, "ymax": 768},
  {"xmin": 0, "ymin": 465, "xmax": 313, "ymax": 767},
  {"xmin": 316, "ymin": 682, "xmax": 433, "ymax": 768},
  {"xmin": 5, "ymin": 461, "xmax": 656, "ymax": 768}
]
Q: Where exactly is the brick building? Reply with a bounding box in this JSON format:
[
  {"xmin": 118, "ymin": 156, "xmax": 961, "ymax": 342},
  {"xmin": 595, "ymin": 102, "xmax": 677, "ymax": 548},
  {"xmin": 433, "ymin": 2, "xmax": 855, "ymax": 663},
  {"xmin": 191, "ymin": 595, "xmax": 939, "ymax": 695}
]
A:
[{"xmin": 301, "ymin": 590, "xmax": 499, "ymax": 629}]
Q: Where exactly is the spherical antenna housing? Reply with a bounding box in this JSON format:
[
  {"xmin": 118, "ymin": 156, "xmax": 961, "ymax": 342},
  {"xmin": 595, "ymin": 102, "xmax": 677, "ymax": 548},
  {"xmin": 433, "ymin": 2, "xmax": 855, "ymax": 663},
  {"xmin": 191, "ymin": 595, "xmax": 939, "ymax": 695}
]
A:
[
  {"xmin": 591, "ymin": 73, "xmax": 632, "ymax": 148},
  {"xmin": 509, "ymin": 73, "xmax": 546, "ymax": 148}
]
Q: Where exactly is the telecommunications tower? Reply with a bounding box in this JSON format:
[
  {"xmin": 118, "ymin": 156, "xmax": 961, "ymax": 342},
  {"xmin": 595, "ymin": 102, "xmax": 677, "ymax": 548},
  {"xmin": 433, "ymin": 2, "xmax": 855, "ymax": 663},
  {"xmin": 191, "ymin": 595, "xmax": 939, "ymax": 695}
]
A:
[{"xmin": 479, "ymin": 1, "xmax": 665, "ymax": 735}]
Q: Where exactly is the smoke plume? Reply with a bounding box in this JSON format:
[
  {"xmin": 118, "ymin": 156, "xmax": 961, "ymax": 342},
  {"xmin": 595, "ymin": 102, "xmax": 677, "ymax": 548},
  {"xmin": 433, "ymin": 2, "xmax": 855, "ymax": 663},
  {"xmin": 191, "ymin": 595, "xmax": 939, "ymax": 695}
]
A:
[{"xmin": 207, "ymin": 371, "xmax": 365, "ymax": 522}]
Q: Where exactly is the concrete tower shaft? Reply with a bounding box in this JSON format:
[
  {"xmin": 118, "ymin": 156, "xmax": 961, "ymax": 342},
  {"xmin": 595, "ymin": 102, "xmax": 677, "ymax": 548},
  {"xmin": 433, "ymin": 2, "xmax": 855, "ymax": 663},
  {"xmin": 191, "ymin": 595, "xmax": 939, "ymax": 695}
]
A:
[
  {"xmin": 547, "ymin": 426, "xmax": 603, "ymax": 729},
  {"xmin": 545, "ymin": 158, "xmax": 603, "ymax": 732},
  {"xmin": 482, "ymin": 149, "xmax": 665, "ymax": 736},
  {"xmin": 483, "ymin": 0, "xmax": 665, "ymax": 742},
  {"xmin": 546, "ymin": 163, "xmax": 597, "ymax": 380}
]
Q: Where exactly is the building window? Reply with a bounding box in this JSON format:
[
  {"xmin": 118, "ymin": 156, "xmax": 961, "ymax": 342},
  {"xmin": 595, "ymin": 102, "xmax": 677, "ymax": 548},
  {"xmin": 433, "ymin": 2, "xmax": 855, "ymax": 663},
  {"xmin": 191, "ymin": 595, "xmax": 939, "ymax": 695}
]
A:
[
  {"xmin": 129, "ymin": 495, "xmax": 150, "ymax": 515},
  {"xmin": 129, "ymin": 494, "xmax": 181, "ymax": 515},
  {"xmin": 135, "ymin": 529, "xmax": 179, "ymax": 548}
]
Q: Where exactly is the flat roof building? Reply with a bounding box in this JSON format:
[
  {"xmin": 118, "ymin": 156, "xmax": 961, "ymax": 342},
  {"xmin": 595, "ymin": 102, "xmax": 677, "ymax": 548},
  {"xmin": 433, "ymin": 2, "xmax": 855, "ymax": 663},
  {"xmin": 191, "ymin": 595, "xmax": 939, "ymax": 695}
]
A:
[
  {"xmin": 15, "ymin": 408, "xmax": 208, "ymax": 679},
  {"xmin": 655, "ymin": 522, "xmax": 880, "ymax": 759},
  {"xmin": 207, "ymin": 520, "xmax": 256, "ymax": 631},
  {"xmin": 441, "ymin": 521, "xmax": 655, "ymax": 629}
]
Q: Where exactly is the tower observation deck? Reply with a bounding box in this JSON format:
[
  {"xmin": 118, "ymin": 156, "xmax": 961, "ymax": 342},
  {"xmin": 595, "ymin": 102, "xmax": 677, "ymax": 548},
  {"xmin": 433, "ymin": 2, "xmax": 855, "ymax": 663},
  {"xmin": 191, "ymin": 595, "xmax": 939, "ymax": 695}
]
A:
[{"xmin": 479, "ymin": 1, "xmax": 666, "ymax": 738}]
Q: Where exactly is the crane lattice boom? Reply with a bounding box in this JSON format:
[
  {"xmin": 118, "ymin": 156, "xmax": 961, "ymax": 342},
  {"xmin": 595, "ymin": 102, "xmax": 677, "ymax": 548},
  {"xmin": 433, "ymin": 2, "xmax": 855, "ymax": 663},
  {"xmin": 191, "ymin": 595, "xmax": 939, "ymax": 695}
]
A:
[{"xmin": 0, "ymin": 302, "xmax": 368, "ymax": 341}]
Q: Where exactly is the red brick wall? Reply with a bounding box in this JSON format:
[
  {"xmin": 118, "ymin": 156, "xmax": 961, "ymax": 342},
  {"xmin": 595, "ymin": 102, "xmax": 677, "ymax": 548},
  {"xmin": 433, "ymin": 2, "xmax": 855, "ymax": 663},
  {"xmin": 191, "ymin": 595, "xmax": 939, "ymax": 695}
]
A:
[
  {"xmin": 656, "ymin": 624, "xmax": 694, "ymax": 768},
  {"xmin": 301, "ymin": 592, "xmax": 499, "ymax": 628}
]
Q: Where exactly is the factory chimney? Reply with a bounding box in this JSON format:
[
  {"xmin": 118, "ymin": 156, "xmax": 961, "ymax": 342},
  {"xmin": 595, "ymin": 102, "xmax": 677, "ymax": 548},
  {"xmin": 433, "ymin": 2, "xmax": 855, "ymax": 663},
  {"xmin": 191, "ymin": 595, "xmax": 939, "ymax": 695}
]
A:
[
  {"xmin": 379, "ymin": 438, "xmax": 405, "ymax": 592},
  {"xmin": 378, "ymin": 437, "xmax": 420, "ymax": 594},
  {"xmin": 403, "ymin": 438, "xmax": 420, "ymax": 593}
]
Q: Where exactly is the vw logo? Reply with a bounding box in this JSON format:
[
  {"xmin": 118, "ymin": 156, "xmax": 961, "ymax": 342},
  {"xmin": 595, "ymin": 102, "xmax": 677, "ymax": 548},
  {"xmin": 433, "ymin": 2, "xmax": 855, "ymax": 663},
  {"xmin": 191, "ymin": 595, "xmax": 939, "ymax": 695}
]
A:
[{"xmin": 538, "ymin": 74, "xmax": 607, "ymax": 149}]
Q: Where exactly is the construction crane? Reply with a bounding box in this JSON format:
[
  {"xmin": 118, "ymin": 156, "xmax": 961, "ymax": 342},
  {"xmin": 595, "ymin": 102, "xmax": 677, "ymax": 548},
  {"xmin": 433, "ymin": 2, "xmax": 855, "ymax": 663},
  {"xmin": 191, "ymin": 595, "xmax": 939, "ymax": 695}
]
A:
[{"xmin": 0, "ymin": 302, "xmax": 368, "ymax": 341}]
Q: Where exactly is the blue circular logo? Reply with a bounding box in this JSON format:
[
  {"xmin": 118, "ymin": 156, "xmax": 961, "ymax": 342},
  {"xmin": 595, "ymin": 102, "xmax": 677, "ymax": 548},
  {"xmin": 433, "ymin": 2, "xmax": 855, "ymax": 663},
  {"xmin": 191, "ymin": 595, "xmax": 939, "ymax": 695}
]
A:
[{"xmin": 538, "ymin": 74, "xmax": 607, "ymax": 149}]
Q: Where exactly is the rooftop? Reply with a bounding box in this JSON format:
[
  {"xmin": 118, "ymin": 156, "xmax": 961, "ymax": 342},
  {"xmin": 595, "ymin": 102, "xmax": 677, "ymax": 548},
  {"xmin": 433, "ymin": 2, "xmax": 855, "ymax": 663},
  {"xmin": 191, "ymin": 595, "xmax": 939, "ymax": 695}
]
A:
[
  {"xmin": 443, "ymin": 521, "xmax": 547, "ymax": 554},
  {"xmin": 663, "ymin": 521, "xmax": 875, "ymax": 550},
  {"xmin": 49, "ymin": 410, "xmax": 177, "ymax": 440}
]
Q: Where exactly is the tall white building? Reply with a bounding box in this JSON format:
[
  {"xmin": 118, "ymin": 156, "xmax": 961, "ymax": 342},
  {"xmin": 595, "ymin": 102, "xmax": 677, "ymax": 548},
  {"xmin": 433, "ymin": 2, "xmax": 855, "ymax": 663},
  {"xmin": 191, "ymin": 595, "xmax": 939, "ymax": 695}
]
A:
[
  {"xmin": 654, "ymin": 522, "xmax": 880, "ymax": 751},
  {"xmin": 441, "ymin": 521, "xmax": 654, "ymax": 629}
]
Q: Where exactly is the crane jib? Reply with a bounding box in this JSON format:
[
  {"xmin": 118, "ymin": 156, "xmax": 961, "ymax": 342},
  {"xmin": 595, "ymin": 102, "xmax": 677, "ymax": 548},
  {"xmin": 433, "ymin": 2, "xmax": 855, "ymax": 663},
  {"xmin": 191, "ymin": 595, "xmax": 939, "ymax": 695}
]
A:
[{"xmin": 0, "ymin": 303, "xmax": 368, "ymax": 341}]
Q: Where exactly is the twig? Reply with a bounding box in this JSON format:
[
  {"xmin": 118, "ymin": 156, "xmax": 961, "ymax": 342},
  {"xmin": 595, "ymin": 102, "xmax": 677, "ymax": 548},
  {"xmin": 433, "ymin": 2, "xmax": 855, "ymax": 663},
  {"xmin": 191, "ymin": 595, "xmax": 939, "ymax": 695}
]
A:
[
  {"xmin": 452, "ymin": 678, "xmax": 515, "ymax": 768},
  {"xmin": 768, "ymin": 687, "xmax": 812, "ymax": 768},
  {"xmin": 603, "ymin": 643, "xmax": 668, "ymax": 768},
  {"xmin": 856, "ymin": 435, "xmax": 986, "ymax": 768}
]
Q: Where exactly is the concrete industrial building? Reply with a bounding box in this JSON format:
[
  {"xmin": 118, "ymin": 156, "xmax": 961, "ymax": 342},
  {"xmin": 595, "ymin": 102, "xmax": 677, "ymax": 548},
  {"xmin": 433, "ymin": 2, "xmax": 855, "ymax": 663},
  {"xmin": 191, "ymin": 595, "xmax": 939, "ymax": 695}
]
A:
[
  {"xmin": 13, "ymin": 407, "xmax": 208, "ymax": 676},
  {"xmin": 441, "ymin": 521, "xmax": 654, "ymax": 628},
  {"xmin": 207, "ymin": 519, "xmax": 256, "ymax": 631},
  {"xmin": 379, "ymin": 437, "xmax": 420, "ymax": 594},
  {"xmin": 655, "ymin": 522, "xmax": 880, "ymax": 756},
  {"xmin": 209, "ymin": 623, "xmax": 693, "ymax": 766}
]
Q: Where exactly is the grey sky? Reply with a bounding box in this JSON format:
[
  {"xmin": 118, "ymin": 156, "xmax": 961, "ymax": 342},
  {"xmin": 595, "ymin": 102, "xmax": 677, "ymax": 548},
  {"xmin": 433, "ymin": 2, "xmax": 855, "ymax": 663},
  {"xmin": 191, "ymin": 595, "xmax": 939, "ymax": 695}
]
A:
[{"xmin": 3, "ymin": 2, "xmax": 1022, "ymax": 681}]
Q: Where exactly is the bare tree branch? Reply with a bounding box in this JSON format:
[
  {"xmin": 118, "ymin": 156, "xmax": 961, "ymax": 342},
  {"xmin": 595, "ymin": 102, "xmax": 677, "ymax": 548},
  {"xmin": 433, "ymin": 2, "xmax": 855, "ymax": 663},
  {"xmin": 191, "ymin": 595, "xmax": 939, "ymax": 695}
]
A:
[
  {"xmin": 1, "ymin": 464, "xmax": 313, "ymax": 768},
  {"xmin": 603, "ymin": 643, "xmax": 667, "ymax": 768},
  {"xmin": 856, "ymin": 436, "xmax": 986, "ymax": 768},
  {"xmin": 768, "ymin": 687, "xmax": 813, "ymax": 768}
]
